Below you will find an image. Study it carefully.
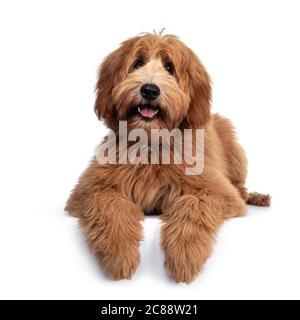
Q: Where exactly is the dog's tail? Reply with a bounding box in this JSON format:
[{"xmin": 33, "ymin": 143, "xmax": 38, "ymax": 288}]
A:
[{"xmin": 246, "ymin": 192, "xmax": 271, "ymax": 207}]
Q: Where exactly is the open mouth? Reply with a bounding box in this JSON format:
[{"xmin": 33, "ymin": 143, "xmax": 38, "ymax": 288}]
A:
[{"xmin": 136, "ymin": 103, "xmax": 160, "ymax": 120}]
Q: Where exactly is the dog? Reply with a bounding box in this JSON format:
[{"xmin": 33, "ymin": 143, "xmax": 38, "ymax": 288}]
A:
[{"xmin": 65, "ymin": 32, "xmax": 270, "ymax": 283}]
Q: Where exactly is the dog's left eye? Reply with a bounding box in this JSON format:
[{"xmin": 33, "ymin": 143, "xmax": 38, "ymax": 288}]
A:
[{"xmin": 164, "ymin": 61, "xmax": 175, "ymax": 75}]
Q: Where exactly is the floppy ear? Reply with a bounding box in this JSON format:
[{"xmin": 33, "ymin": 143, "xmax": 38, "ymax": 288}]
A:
[
  {"xmin": 94, "ymin": 39, "xmax": 135, "ymax": 129},
  {"xmin": 184, "ymin": 52, "xmax": 212, "ymax": 129}
]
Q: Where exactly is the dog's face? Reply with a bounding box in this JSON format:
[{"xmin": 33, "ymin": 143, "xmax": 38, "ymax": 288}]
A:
[{"xmin": 95, "ymin": 34, "xmax": 212, "ymax": 131}]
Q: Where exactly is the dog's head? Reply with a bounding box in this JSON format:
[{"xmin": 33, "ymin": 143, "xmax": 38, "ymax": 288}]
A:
[{"xmin": 95, "ymin": 33, "xmax": 211, "ymax": 131}]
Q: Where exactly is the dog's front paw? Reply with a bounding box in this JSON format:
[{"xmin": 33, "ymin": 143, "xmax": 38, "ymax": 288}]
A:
[
  {"xmin": 164, "ymin": 241, "xmax": 208, "ymax": 284},
  {"xmin": 99, "ymin": 247, "xmax": 141, "ymax": 280},
  {"xmin": 162, "ymin": 221, "xmax": 210, "ymax": 283},
  {"xmin": 161, "ymin": 195, "xmax": 215, "ymax": 283}
]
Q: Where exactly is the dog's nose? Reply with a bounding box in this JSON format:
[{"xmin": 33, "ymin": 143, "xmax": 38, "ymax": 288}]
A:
[{"xmin": 140, "ymin": 84, "xmax": 160, "ymax": 101}]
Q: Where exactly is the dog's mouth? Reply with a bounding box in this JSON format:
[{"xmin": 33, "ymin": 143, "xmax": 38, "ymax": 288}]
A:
[{"xmin": 136, "ymin": 103, "xmax": 160, "ymax": 120}]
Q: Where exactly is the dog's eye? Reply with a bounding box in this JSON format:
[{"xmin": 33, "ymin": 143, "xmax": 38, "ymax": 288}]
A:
[
  {"xmin": 133, "ymin": 58, "xmax": 144, "ymax": 69},
  {"xmin": 164, "ymin": 61, "xmax": 175, "ymax": 75}
]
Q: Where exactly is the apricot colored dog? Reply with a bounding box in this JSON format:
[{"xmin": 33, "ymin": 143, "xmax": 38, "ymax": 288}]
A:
[{"xmin": 65, "ymin": 33, "xmax": 270, "ymax": 283}]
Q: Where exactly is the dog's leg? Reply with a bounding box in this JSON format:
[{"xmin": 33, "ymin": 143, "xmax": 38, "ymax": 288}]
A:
[
  {"xmin": 213, "ymin": 114, "xmax": 249, "ymax": 200},
  {"xmin": 67, "ymin": 189, "xmax": 143, "ymax": 280},
  {"xmin": 161, "ymin": 190, "xmax": 245, "ymax": 283}
]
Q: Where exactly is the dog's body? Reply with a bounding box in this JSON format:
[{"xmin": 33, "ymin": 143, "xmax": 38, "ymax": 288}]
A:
[{"xmin": 65, "ymin": 33, "xmax": 270, "ymax": 283}]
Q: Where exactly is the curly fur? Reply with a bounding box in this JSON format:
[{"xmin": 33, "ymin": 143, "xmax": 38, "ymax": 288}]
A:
[{"xmin": 65, "ymin": 33, "xmax": 270, "ymax": 283}]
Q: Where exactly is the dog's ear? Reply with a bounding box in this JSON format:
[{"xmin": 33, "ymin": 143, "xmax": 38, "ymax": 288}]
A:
[
  {"xmin": 94, "ymin": 39, "xmax": 135, "ymax": 128},
  {"xmin": 184, "ymin": 52, "xmax": 212, "ymax": 129}
]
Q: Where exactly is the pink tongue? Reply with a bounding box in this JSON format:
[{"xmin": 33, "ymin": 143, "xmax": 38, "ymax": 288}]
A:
[{"xmin": 139, "ymin": 106, "xmax": 156, "ymax": 118}]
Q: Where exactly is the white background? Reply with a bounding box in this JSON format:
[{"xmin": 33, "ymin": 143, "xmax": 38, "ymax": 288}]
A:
[{"xmin": 0, "ymin": 0, "xmax": 299, "ymax": 300}]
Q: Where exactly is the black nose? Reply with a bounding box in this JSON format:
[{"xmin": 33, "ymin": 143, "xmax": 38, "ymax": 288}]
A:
[{"xmin": 140, "ymin": 83, "xmax": 160, "ymax": 100}]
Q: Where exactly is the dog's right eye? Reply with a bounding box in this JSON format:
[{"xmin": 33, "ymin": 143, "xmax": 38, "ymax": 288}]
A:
[{"xmin": 133, "ymin": 58, "xmax": 144, "ymax": 69}]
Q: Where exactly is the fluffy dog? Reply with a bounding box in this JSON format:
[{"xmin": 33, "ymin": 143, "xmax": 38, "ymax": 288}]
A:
[{"xmin": 65, "ymin": 32, "xmax": 270, "ymax": 283}]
